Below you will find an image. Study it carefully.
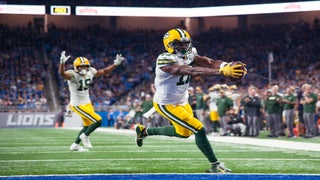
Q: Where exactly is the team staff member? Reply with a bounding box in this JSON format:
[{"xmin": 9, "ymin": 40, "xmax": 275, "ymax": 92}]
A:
[
  {"xmin": 217, "ymin": 90, "xmax": 234, "ymax": 136},
  {"xmin": 264, "ymin": 85, "xmax": 283, "ymax": 137},
  {"xmin": 300, "ymin": 84, "xmax": 318, "ymax": 138},
  {"xmin": 59, "ymin": 51, "xmax": 125, "ymax": 151},
  {"xmin": 282, "ymin": 86, "xmax": 297, "ymax": 138},
  {"xmin": 240, "ymin": 86, "xmax": 263, "ymax": 137},
  {"xmin": 134, "ymin": 28, "xmax": 246, "ymax": 173}
]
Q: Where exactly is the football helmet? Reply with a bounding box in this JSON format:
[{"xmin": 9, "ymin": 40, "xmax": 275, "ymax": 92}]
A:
[
  {"xmin": 163, "ymin": 28, "xmax": 192, "ymax": 57},
  {"xmin": 73, "ymin": 57, "xmax": 90, "ymax": 75},
  {"xmin": 208, "ymin": 84, "xmax": 221, "ymax": 91},
  {"xmin": 229, "ymin": 85, "xmax": 238, "ymax": 90}
]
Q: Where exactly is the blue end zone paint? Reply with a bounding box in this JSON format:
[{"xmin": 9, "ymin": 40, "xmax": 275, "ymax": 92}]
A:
[{"xmin": 1, "ymin": 174, "xmax": 320, "ymax": 180}]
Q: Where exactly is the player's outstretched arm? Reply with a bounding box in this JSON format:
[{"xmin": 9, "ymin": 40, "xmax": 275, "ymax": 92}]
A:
[
  {"xmin": 58, "ymin": 51, "xmax": 72, "ymax": 80},
  {"xmin": 96, "ymin": 54, "xmax": 125, "ymax": 77},
  {"xmin": 193, "ymin": 55, "xmax": 247, "ymax": 79},
  {"xmin": 193, "ymin": 55, "xmax": 224, "ymax": 69},
  {"xmin": 161, "ymin": 64, "xmax": 220, "ymax": 76}
]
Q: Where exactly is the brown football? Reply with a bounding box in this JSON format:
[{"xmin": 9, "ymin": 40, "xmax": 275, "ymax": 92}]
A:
[{"xmin": 228, "ymin": 61, "xmax": 247, "ymax": 82}]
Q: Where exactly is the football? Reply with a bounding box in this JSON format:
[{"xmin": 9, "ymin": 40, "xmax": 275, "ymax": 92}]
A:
[{"xmin": 228, "ymin": 61, "xmax": 247, "ymax": 82}]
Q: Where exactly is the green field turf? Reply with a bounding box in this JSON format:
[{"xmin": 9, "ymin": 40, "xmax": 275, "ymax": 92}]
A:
[{"xmin": 0, "ymin": 128, "xmax": 319, "ymax": 176}]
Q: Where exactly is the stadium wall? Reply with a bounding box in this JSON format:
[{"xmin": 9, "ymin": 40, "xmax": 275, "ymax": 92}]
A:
[
  {"xmin": 0, "ymin": 111, "xmax": 125, "ymax": 128},
  {"xmin": 1, "ymin": 11, "xmax": 319, "ymax": 32},
  {"xmin": 0, "ymin": 112, "xmax": 58, "ymax": 128}
]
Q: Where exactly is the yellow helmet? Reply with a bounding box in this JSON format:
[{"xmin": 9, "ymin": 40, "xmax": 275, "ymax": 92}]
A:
[
  {"xmin": 229, "ymin": 85, "xmax": 238, "ymax": 90},
  {"xmin": 73, "ymin": 57, "xmax": 90, "ymax": 75},
  {"xmin": 209, "ymin": 84, "xmax": 221, "ymax": 91},
  {"xmin": 163, "ymin": 28, "xmax": 192, "ymax": 56}
]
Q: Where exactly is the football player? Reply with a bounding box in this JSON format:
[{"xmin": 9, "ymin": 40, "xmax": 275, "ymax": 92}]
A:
[
  {"xmin": 59, "ymin": 51, "xmax": 125, "ymax": 151},
  {"xmin": 134, "ymin": 28, "xmax": 246, "ymax": 173}
]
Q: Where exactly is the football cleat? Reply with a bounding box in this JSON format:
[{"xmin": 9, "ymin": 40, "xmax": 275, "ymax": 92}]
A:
[
  {"xmin": 69, "ymin": 143, "xmax": 80, "ymax": 151},
  {"xmin": 135, "ymin": 124, "xmax": 146, "ymax": 147},
  {"xmin": 79, "ymin": 133, "xmax": 93, "ymax": 149},
  {"xmin": 65, "ymin": 110, "xmax": 73, "ymax": 117},
  {"xmin": 207, "ymin": 162, "xmax": 232, "ymax": 173}
]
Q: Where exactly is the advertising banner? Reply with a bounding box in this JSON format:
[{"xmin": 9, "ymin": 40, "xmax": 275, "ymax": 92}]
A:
[{"xmin": 0, "ymin": 112, "xmax": 58, "ymax": 128}]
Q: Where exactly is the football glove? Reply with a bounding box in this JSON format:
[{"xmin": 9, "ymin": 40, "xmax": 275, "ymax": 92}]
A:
[
  {"xmin": 60, "ymin": 51, "xmax": 71, "ymax": 64},
  {"xmin": 219, "ymin": 62, "xmax": 246, "ymax": 78},
  {"xmin": 113, "ymin": 54, "xmax": 125, "ymax": 66}
]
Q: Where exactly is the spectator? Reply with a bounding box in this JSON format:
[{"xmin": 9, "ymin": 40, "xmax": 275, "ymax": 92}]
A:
[
  {"xmin": 300, "ymin": 84, "xmax": 318, "ymax": 138},
  {"xmin": 195, "ymin": 86, "xmax": 208, "ymax": 124},
  {"xmin": 141, "ymin": 94, "xmax": 153, "ymax": 127},
  {"xmin": 207, "ymin": 84, "xmax": 221, "ymax": 135},
  {"xmin": 188, "ymin": 86, "xmax": 197, "ymax": 118},
  {"xmin": 107, "ymin": 108, "xmax": 116, "ymax": 127},
  {"xmin": 282, "ymin": 86, "xmax": 297, "ymax": 138},
  {"xmin": 240, "ymin": 85, "xmax": 263, "ymax": 137},
  {"xmin": 264, "ymin": 85, "xmax": 283, "ymax": 137},
  {"xmin": 225, "ymin": 108, "xmax": 246, "ymax": 136},
  {"xmin": 217, "ymin": 90, "xmax": 234, "ymax": 136}
]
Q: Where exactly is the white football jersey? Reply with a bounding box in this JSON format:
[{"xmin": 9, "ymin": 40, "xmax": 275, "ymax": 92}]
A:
[
  {"xmin": 153, "ymin": 52, "xmax": 194, "ymax": 105},
  {"xmin": 66, "ymin": 67, "xmax": 97, "ymax": 106},
  {"xmin": 227, "ymin": 91, "xmax": 241, "ymax": 110},
  {"xmin": 208, "ymin": 91, "xmax": 220, "ymax": 111}
]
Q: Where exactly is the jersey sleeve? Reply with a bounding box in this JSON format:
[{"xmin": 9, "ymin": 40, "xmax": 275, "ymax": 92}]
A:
[
  {"xmin": 65, "ymin": 70, "xmax": 76, "ymax": 82},
  {"xmin": 89, "ymin": 67, "xmax": 97, "ymax": 76},
  {"xmin": 156, "ymin": 53, "xmax": 177, "ymax": 68}
]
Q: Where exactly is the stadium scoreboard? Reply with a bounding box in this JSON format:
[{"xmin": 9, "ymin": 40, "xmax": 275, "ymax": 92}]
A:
[{"xmin": 50, "ymin": 6, "xmax": 71, "ymax": 15}]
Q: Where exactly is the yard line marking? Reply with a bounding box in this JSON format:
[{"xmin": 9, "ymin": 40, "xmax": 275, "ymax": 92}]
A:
[
  {"xmin": 91, "ymin": 128, "xmax": 320, "ymax": 152},
  {"xmin": 0, "ymin": 149, "xmax": 282, "ymax": 154},
  {"xmin": 0, "ymin": 158, "xmax": 319, "ymax": 163}
]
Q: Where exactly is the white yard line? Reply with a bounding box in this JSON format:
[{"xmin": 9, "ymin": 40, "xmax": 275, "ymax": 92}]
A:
[
  {"xmin": 206, "ymin": 136, "xmax": 320, "ymax": 152},
  {"xmin": 93, "ymin": 128, "xmax": 320, "ymax": 152}
]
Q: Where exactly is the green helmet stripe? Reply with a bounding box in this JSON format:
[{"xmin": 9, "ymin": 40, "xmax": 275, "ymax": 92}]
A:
[{"xmin": 175, "ymin": 28, "xmax": 185, "ymax": 38}]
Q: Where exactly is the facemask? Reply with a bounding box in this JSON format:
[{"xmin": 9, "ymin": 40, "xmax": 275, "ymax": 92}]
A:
[{"xmin": 79, "ymin": 69, "xmax": 88, "ymax": 76}]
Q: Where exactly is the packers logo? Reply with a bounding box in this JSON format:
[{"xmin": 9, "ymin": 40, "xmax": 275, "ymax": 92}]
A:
[{"xmin": 163, "ymin": 32, "xmax": 169, "ymax": 39}]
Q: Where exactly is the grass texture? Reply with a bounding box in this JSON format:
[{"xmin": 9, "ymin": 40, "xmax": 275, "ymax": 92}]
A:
[{"xmin": 0, "ymin": 128, "xmax": 319, "ymax": 176}]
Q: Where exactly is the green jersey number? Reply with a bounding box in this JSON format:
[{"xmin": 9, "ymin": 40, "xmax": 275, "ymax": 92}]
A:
[
  {"xmin": 77, "ymin": 79, "xmax": 91, "ymax": 91},
  {"xmin": 176, "ymin": 75, "xmax": 191, "ymax": 86}
]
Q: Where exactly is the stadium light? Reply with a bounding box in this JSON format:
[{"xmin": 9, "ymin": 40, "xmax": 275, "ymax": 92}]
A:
[
  {"xmin": 0, "ymin": 4, "xmax": 45, "ymax": 15},
  {"xmin": 75, "ymin": 1, "xmax": 320, "ymax": 17}
]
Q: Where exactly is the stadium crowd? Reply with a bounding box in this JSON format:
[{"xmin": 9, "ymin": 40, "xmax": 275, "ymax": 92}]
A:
[{"xmin": 0, "ymin": 19, "xmax": 319, "ymax": 137}]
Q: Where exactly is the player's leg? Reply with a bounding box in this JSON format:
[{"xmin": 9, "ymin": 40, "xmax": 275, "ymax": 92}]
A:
[
  {"xmin": 75, "ymin": 103, "xmax": 102, "ymax": 135},
  {"xmin": 152, "ymin": 103, "xmax": 231, "ymax": 173},
  {"xmin": 71, "ymin": 103, "xmax": 102, "ymax": 148},
  {"xmin": 69, "ymin": 126, "xmax": 88, "ymax": 151}
]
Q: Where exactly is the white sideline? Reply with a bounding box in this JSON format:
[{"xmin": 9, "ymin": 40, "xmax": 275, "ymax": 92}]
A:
[{"xmin": 69, "ymin": 127, "xmax": 320, "ymax": 152}]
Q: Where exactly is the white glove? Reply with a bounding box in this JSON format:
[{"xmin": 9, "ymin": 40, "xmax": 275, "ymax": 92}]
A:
[
  {"xmin": 60, "ymin": 51, "xmax": 71, "ymax": 64},
  {"xmin": 113, "ymin": 54, "xmax": 125, "ymax": 66}
]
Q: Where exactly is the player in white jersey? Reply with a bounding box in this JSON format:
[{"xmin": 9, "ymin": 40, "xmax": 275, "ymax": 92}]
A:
[
  {"xmin": 226, "ymin": 85, "xmax": 241, "ymax": 113},
  {"xmin": 134, "ymin": 28, "xmax": 246, "ymax": 173},
  {"xmin": 208, "ymin": 84, "xmax": 221, "ymax": 134},
  {"xmin": 59, "ymin": 51, "xmax": 125, "ymax": 151}
]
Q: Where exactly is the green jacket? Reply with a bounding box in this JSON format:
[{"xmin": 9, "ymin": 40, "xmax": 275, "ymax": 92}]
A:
[
  {"xmin": 216, "ymin": 96, "xmax": 233, "ymax": 117},
  {"xmin": 264, "ymin": 94, "xmax": 282, "ymax": 114},
  {"xmin": 283, "ymin": 94, "xmax": 296, "ymax": 110},
  {"xmin": 196, "ymin": 93, "xmax": 206, "ymax": 110},
  {"xmin": 302, "ymin": 93, "xmax": 317, "ymax": 113}
]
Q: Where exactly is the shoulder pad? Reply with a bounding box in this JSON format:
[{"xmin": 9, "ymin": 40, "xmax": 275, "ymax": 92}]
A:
[{"xmin": 157, "ymin": 53, "xmax": 176, "ymax": 65}]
